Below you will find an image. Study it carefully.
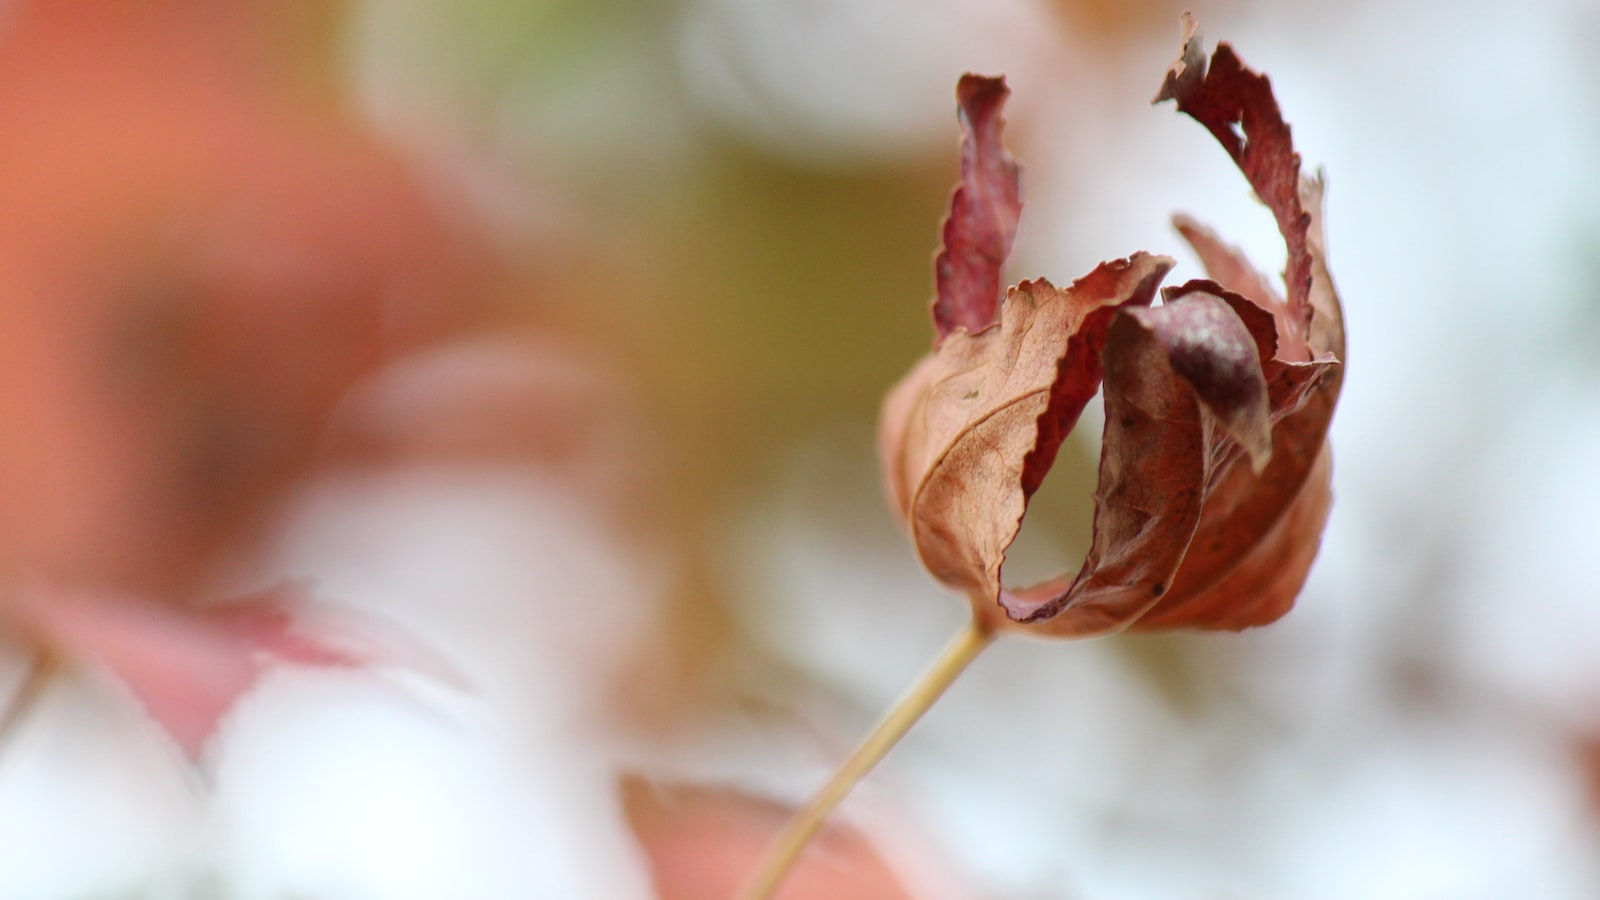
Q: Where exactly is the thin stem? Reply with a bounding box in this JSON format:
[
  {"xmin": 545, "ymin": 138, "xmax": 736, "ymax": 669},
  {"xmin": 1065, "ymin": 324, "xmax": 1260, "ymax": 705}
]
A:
[
  {"xmin": 737, "ymin": 616, "xmax": 997, "ymax": 900},
  {"xmin": 0, "ymin": 649, "xmax": 55, "ymax": 756}
]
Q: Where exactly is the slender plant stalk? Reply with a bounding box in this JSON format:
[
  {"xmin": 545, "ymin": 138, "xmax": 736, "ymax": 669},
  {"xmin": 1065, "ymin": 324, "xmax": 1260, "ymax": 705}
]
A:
[
  {"xmin": 0, "ymin": 650, "xmax": 55, "ymax": 755},
  {"xmin": 737, "ymin": 616, "xmax": 997, "ymax": 900}
]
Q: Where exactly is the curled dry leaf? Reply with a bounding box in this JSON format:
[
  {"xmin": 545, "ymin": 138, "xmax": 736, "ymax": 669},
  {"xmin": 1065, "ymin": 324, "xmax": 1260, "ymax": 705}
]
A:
[
  {"xmin": 880, "ymin": 256, "xmax": 1175, "ymax": 632},
  {"xmin": 879, "ymin": 17, "xmax": 1345, "ymax": 638}
]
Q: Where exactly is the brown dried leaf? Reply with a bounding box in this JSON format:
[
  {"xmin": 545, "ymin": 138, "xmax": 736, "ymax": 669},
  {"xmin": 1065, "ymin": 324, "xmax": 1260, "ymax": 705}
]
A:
[
  {"xmin": 879, "ymin": 16, "xmax": 1346, "ymax": 637},
  {"xmin": 1126, "ymin": 14, "xmax": 1346, "ymax": 632},
  {"xmin": 1136, "ymin": 444, "xmax": 1333, "ymax": 631},
  {"xmin": 999, "ymin": 291, "xmax": 1276, "ymax": 636},
  {"xmin": 881, "ymin": 255, "xmax": 1172, "ymax": 629}
]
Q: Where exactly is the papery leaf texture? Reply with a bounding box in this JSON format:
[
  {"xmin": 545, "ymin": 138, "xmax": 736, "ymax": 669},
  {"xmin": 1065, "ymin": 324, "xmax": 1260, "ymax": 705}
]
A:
[
  {"xmin": 881, "ymin": 256, "xmax": 1173, "ymax": 633},
  {"xmin": 879, "ymin": 15, "xmax": 1345, "ymax": 637}
]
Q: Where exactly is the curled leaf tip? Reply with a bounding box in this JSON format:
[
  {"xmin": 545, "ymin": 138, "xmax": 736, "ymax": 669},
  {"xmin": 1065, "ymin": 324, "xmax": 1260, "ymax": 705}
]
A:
[
  {"xmin": 1152, "ymin": 11, "xmax": 1205, "ymax": 107},
  {"xmin": 932, "ymin": 74, "xmax": 1021, "ymax": 342}
]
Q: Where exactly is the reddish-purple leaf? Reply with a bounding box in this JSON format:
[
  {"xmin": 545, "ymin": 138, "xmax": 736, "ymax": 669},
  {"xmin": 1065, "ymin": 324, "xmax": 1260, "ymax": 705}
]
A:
[{"xmin": 931, "ymin": 74, "xmax": 1022, "ymax": 341}]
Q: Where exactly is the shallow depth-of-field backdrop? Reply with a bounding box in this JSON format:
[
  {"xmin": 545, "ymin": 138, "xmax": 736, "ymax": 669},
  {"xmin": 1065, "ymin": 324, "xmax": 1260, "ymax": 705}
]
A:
[{"xmin": 2, "ymin": 2, "xmax": 1599, "ymax": 898}]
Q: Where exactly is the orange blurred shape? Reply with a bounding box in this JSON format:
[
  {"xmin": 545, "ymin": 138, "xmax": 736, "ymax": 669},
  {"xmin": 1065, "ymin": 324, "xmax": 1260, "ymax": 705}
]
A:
[
  {"xmin": 0, "ymin": 1, "xmax": 478, "ymax": 596},
  {"xmin": 623, "ymin": 776, "xmax": 921, "ymax": 900},
  {"xmin": 1055, "ymin": 0, "xmax": 1215, "ymax": 37}
]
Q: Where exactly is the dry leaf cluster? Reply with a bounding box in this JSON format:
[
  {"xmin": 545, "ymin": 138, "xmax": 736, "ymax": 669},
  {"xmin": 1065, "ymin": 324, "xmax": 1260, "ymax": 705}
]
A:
[{"xmin": 880, "ymin": 14, "xmax": 1345, "ymax": 639}]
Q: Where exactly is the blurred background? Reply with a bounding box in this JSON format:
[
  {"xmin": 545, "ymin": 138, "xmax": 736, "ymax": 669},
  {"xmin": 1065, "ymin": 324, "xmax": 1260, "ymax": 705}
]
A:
[{"xmin": 0, "ymin": 0, "xmax": 1598, "ymax": 897}]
